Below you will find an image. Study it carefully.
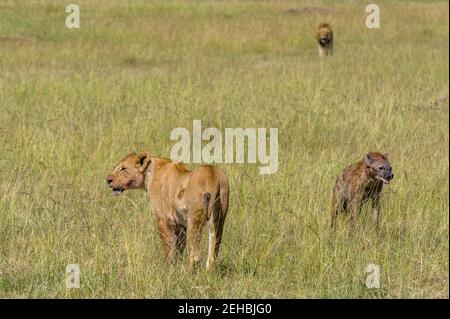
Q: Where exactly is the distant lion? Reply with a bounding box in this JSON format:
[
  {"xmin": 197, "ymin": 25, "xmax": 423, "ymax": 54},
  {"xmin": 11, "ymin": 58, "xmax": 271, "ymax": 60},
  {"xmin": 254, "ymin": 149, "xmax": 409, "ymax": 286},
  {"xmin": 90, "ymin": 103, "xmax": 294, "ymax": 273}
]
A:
[
  {"xmin": 331, "ymin": 152, "xmax": 394, "ymax": 229},
  {"xmin": 106, "ymin": 152, "xmax": 229, "ymax": 270},
  {"xmin": 316, "ymin": 23, "xmax": 333, "ymax": 57}
]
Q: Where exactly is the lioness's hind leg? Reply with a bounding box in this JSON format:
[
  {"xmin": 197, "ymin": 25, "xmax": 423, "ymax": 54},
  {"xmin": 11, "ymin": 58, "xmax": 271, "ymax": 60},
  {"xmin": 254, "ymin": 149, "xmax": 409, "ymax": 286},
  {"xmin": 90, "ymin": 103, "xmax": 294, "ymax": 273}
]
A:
[
  {"xmin": 206, "ymin": 219, "xmax": 217, "ymax": 271},
  {"xmin": 214, "ymin": 191, "xmax": 228, "ymax": 259},
  {"xmin": 214, "ymin": 215, "xmax": 226, "ymax": 258},
  {"xmin": 206, "ymin": 204, "xmax": 224, "ymax": 270},
  {"xmin": 187, "ymin": 212, "xmax": 204, "ymax": 269},
  {"xmin": 206, "ymin": 186, "xmax": 229, "ymax": 270}
]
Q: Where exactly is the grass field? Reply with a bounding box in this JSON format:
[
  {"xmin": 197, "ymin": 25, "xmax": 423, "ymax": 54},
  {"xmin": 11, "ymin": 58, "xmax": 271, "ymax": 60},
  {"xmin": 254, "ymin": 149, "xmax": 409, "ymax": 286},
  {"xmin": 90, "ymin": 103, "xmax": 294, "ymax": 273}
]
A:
[{"xmin": 0, "ymin": 0, "xmax": 448, "ymax": 298}]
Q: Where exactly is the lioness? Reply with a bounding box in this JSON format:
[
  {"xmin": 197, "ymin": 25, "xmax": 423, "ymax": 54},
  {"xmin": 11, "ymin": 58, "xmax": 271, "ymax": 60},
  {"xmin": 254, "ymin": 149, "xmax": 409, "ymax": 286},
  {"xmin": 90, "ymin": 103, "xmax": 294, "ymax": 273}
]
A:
[
  {"xmin": 316, "ymin": 23, "xmax": 333, "ymax": 57},
  {"xmin": 331, "ymin": 152, "xmax": 393, "ymax": 229},
  {"xmin": 106, "ymin": 152, "xmax": 229, "ymax": 270}
]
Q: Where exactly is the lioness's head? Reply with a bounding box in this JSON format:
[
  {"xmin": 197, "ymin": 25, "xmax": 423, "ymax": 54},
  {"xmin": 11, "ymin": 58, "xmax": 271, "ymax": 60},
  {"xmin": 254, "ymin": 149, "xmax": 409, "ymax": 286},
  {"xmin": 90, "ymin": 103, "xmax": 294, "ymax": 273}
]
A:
[
  {"xmin": 364, "ymin": 152, "xmax": 394, "ymax": 185},
  {"xmin": 316, "ymin": 23, "xmax": 333, "ymax": 46},
  {"xmin": 106, "ymin": 152, "xmax": 151, "ymax": 193}
]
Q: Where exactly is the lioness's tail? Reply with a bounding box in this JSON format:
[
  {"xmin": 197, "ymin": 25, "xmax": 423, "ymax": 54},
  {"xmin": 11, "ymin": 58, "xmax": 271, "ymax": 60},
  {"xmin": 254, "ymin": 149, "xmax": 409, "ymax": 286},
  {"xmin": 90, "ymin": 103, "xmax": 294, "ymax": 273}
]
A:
[
  {"xmin": 204, "ymin": 192, "xmax": 211, "ymax": 218},
  {"xmin": 204, "ymin": 183, "xmax": 222, "ymax": 221}
]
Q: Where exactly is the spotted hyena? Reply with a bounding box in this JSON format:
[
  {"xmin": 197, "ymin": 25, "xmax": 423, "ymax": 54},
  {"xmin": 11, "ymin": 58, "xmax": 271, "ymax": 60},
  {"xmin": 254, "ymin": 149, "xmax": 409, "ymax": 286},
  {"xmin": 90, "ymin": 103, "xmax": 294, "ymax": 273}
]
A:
[{"xmin": 331, "ymin": 152, "xmax": 394, "ymax": 229}]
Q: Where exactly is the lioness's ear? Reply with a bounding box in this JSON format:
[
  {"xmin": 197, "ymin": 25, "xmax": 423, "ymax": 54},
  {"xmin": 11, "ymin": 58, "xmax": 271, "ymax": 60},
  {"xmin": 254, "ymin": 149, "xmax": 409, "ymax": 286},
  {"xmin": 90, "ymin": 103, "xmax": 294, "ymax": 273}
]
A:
[
  {"xmin": 364, "ymin": 153, "xmax": 373, "ymax": 167},
  {"xmin": 136, "ymin": 152, "xmax": 151, "ymax": 172}
]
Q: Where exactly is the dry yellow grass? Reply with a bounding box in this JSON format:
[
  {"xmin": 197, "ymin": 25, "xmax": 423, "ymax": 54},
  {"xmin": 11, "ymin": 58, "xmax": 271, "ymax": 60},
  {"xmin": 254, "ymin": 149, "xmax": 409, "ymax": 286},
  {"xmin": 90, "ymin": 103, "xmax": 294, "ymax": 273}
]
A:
[{"xmin": 0, "ymin": 0, "xmax": 448, "ymax": 298}]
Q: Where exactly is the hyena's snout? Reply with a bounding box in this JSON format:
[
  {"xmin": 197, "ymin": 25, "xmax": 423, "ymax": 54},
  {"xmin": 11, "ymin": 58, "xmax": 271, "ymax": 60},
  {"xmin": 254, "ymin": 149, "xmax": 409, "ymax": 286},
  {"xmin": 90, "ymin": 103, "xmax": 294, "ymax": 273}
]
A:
[
  {"xmin": 385, "ymin": 170, "xmax": 394, "ymax": 182},
  {"xmin": 379, "ymin": 168, "xmax": 394, "ymax": 184}
]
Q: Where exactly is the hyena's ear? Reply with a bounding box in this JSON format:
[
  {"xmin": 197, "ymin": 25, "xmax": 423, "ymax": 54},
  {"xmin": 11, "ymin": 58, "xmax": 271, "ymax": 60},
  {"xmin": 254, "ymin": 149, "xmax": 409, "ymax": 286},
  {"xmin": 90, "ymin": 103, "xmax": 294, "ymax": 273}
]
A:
[
  {"xmin": 364, "ymin": 153, "xmax": 374, "ymax": 167},
  {"xmin": 136, "ymin": 152, "xmax": 151, "ymax": 172},
  {"xmin": 383, "ymin": 153, "xmax": 390, "ymax": 160}
]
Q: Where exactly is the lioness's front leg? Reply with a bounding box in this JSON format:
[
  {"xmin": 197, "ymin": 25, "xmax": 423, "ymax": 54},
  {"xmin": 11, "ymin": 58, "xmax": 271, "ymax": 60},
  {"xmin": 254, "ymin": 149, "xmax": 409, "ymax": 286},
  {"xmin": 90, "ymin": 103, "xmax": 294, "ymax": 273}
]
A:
[
  {"xmin": 156, "ymin": 217, "xmax": 178, "ymax": 263},
  {"xmin": 175, "ymin": 224, "xmax": 187, "ymax": 256}
]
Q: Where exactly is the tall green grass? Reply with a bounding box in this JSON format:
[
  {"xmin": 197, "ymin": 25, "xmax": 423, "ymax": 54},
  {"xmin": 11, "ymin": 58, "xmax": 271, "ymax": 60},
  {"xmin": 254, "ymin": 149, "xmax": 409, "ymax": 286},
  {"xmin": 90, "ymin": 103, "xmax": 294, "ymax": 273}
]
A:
[{"xmin": 0, "ymin": 0, "xmax": 448, "ymax": 298}]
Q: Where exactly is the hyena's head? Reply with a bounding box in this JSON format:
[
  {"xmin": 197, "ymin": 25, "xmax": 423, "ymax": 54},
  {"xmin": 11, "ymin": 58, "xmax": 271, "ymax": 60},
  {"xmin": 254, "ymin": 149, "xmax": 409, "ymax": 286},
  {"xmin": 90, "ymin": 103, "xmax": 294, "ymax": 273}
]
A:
[
  {"xmin": 106, "ymin": 152, "xmax": 151, "ymax": 193},
  {"xmin": 316, "ymin": 23, "xmax": 333, "ymax": 46},
  {"xmin": 364, "ymin": 152, "xmax": 394, "ymax": 184}
]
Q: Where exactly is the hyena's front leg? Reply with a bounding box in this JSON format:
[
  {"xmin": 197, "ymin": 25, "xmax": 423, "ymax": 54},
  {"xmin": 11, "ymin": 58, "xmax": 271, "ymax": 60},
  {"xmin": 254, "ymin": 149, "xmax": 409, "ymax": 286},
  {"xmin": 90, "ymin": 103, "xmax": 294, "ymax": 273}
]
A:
[
  {"xmin": 348, "ymin": 199, "xmax": 359, "ymax": 230},
  {"xmin": 371, "ymin": 196, "xmax": 381, "ymax": 229},
  {"xmin": 331, "ymin": 184, "xmax": 344, "ymax": 230},
  {"xmin": 331, "ymin": 201, "xmax": 341, "ymax": 230}
]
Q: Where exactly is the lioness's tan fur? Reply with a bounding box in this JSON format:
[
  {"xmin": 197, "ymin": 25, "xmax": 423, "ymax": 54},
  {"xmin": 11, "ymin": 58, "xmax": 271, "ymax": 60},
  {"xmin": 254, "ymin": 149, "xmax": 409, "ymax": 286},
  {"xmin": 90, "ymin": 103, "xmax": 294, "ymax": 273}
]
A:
[{"xmin": 107, "ymin": 152, "xmax": 229, "ymax": 270}]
